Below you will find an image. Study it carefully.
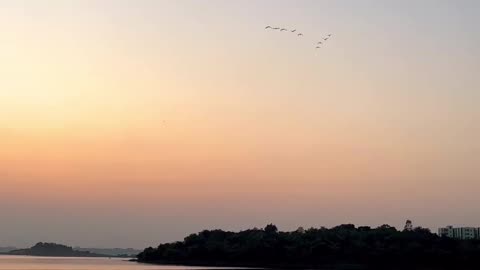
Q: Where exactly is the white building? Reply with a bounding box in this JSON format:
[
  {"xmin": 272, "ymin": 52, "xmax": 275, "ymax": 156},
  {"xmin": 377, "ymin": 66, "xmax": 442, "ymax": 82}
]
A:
[
  {"xmin": 454, "ymin": 227, "xmax": 476, "ymax": 239},
  {"xmin": 438, "ymin": 226, "xmax": 454, "ymax": 238},
  {"xmin": 438, "ymin": 226, "xmax": 480, "ymax": 240}
]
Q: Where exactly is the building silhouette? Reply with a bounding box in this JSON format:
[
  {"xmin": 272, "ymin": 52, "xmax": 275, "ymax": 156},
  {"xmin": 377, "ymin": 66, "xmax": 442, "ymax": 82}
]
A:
[{"xmin": 438, "ymin": 226, "xmax": 480, "ymax": 240}]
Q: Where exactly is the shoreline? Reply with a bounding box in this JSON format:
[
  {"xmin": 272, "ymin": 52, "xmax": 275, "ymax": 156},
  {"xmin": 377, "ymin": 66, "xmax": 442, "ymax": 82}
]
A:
[
  {"xmin": 0, "ymin": 254, "xmax": 129, "ymax": 259},
  {"xmin": 133, "ymin": 260, "xmax": 369, "ymax": 270}
]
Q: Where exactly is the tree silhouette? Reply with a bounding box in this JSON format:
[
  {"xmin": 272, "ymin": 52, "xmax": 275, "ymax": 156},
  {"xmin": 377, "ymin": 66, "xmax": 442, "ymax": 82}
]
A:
[
  {"xmin": 137, "ymin": 224, "xmax": 480, "ymax": 269},
  {"xmin": 264, "ymin": 224, "xmax": 278, "ymax": 234}
]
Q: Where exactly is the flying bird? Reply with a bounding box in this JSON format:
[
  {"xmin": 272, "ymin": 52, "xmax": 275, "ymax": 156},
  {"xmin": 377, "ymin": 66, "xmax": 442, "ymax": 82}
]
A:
[
  {"xmin": 328, "ymin": 34, "xmax": 332, "ymax": 37},
  {"xmin": 272, "ymin": 27, "xmax": 280, "ymax": 30},
  {"xmin": 291, "ymin": 29, "xmax": 296, "ymax": 33},
  {"xmin": 317, "ymin": 41, "xmax": 323, "ymax": 44},
  {"xmin": 316, "ymin": 46, "xmax": 321, "ymax": 49},
  {"xmin": 323, "ymin": 38, "xmax": 329, "ymax": 41},
  {"xmin": 265, "ymin": 26, "xmax": 272, "ymax": 29},
  {"xmin": 280, "ymin": 28, "xmax": 288, "ymax": 31},
  {"xmin": 297, "ymin": 33, "xmax": 303, "ymax": 36}
]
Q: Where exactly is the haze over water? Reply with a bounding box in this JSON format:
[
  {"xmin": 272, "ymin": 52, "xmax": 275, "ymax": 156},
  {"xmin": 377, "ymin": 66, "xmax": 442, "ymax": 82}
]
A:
[{"xmin": 0, "ymin": 256, "xmax": 243, "ymax": 270}]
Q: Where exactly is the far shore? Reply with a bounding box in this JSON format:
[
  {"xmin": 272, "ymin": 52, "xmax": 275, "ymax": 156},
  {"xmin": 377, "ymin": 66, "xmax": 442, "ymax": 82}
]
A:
[
  {"xmin": 132, "ymin": 259, "xmax": 371, "ymax": 270},
  {"xmin": 0, "ymin": 254, "xmax": 128, "ymax": 259}
]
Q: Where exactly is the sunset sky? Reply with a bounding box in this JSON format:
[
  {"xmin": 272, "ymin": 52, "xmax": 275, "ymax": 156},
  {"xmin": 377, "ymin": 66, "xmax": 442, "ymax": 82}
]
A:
[{"xmin": 1, "ymin": 0, "xmax": 479, "ymax": 249}]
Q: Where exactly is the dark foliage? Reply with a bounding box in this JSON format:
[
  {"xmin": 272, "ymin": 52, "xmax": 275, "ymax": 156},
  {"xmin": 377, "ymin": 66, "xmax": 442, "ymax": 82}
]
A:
[{"xmin": 137, "ymin": 224, "xmax": 480, "ymax": 269}]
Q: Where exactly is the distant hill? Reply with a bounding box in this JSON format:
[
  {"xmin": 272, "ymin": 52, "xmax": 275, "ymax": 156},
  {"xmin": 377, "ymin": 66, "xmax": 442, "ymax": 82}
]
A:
[
  {"xmin": 0, "ymin": 246, "xmax": 17, "ymax": 253},
  {"xmin": 74, "ymin": 247, "xmax": 141, "ymax": 257},
  {"xmin": 9, "ymin": 242, "xmax": 105, "ymax": 257}
]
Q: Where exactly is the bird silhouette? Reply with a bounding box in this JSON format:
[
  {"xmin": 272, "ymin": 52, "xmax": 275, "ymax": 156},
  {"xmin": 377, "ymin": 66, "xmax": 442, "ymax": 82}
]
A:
[{"xmin": 263, "ymin": 25, "xmax": 334, "ymax": 52}]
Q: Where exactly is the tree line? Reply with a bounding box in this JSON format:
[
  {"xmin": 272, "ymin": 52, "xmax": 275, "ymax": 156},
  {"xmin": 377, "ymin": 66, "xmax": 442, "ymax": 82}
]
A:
[{"xmin": 137, "ymin": 224, "xmax": 480, "ymax": 269}]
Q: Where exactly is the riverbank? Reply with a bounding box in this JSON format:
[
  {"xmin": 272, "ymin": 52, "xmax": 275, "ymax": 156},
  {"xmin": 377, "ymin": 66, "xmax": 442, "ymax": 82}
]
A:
[{"xmin": 136, "ymin": 224, "xmax": 480, "ymax": 270}]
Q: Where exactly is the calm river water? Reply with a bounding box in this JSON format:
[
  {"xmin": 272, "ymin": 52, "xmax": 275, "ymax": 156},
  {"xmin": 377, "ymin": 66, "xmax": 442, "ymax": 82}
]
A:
[{"xmin": 0, "ymin": 256, "xmax": 246, "ymax": 270}]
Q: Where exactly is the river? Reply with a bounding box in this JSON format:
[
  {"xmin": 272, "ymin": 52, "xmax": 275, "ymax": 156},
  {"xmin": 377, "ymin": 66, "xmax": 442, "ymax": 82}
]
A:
[{"xmin": 0, "ymin": 256, "xmax": 247, "ymax": 270}]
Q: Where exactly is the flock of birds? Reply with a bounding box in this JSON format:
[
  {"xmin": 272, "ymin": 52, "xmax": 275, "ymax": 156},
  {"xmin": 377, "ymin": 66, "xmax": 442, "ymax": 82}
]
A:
[{"xmin": 265, "ymin": 25, "xmax": 332, "ymax": 49}]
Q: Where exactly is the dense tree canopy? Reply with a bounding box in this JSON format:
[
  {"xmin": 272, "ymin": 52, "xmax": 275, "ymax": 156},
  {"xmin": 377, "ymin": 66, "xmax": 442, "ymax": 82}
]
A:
[{"xmin": 137, "ymin": 224, "xmax": 480, "ymax": 269}]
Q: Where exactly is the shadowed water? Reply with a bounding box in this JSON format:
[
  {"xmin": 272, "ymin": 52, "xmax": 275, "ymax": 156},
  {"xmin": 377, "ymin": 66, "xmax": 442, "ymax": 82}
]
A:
[{"xmin": 0, "ymin": 256, "xmax": 249, "ymax": 270}]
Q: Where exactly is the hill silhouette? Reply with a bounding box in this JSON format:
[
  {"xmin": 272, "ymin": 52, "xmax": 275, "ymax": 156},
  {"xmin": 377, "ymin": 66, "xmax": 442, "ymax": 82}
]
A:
[
  {"xmin": 137, "ymin": 224, "xmax": 480, "ymax": 269},
  {"xmin": 0, "ymin": 246, "xmax": 17, "ymax": 254},
  {"xmin": 9, "ymin": 242, "xmax": 105, "ymax": 257},
  {"xmin": 74, "ymin": 247, "xmax": 141, "ymax": 257}
]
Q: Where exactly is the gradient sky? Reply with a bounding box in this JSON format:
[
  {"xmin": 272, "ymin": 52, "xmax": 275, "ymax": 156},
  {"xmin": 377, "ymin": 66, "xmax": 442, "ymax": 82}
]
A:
[{"xmin": 1, "ymin": 0, "xmax": 479, "ymax": 249}]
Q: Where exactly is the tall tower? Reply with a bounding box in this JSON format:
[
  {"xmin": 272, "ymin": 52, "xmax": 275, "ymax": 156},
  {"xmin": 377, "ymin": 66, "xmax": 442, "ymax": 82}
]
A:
[{"xmin": 404, "ymin": 220, "xmax": 413, "ymax": 231}]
